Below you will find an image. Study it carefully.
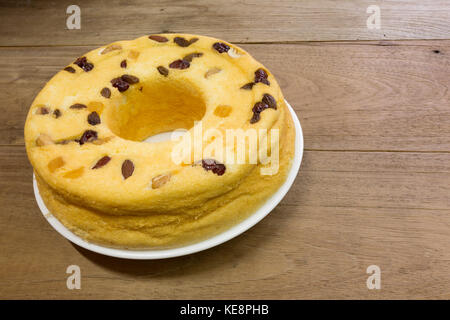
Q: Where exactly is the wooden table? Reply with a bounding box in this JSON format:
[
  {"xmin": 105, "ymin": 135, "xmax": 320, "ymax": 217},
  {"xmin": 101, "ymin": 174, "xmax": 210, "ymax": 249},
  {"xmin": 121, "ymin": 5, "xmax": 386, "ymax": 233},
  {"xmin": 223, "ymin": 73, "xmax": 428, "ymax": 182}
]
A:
[{"xmin": 1, "ymin": 0, "xmax": 449, "ymax": 299}]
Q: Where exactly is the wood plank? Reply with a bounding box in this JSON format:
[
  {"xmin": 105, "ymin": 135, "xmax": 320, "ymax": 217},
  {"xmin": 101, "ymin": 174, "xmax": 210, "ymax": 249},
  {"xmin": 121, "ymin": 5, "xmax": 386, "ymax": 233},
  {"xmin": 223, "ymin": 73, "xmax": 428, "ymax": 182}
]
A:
[
  {"xmin": 1, "ymin": 147, "xmax": 449, "ymax": 299},
  {"xmin": 0, "ymin": 0, "xmax": 449, "ymax": 46},
  {"xmin": 1, "ymin": 41, "xmax": 449, "ymax": 151}
]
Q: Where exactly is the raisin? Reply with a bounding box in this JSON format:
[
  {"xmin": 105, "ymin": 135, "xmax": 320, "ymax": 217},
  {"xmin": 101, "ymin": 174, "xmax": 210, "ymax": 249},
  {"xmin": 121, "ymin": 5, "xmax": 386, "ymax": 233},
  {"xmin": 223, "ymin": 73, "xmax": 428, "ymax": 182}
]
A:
[
  {"xmin": 121, "ymin": 159, "xmax": 134, "ymax": 179},
  {"xmin": 254, "ymin": 68, "xmax": 270, "ymax": 85},
  {"xmin": 252, "ymin": 101, "xmax": 269, "ymax": 114},
  {"xmin": 169, "ymin": 59, "xmax": 190, "ymax": 69},
  {"xmin": 149, "ymin": 35, "xmax": 169, "ymax": 43},
  {"xmin": 174, "ymin": 37, "xmax": 198, "ymax": 47},
  {"xmin": 262, "ymin": 94, "xmax": 277, "ymax": 109},
  {"xmin": 53, "ymin": 109, "xmax": 61, "ymax": 118},
  {"xmin": 78, "ymin": 130, "xmax": 98, "ymax": 145},
  {"xmin": 201, "ymin": 159, "xmax": 226, "ymax": 176},
  {"xmin": 70, "ymin": 103, "xmax": 87, "ymax": 109},
  {"xmin": 120, "ymin": 60, "xmax": 127, "ymax": 68},
  {"xmin": 92, "ymin": 156, "xmax": 111, "ymax": 169},
  {"xmin": 240, "ymin": 82, "xmax": 255, "ymax": 90},
  {"xmin": 157, "ymin": 66, "xmax": 169, "ymax": 77},
  {"xmin": 37, "ymin": 106, "xmax": 50, "ymax": 115},
  {"xmin": 212, "ymin": 42, "xmax": 230, "ymax": 53},
  {"xmin": 183, "ymin": 52, "xmax": 203, "ymax": 62},
  {"xmin": 250, "ymin": 112, "xmax": 261, "ymax": 124},
  {"xmin": 100, "ymin": 87, "xmax": 111, "ymax": 98},
  {"xmin": 121, "ymin": 74, "xmax": 139, "ymax": 84},
  {"xmin": 74, "ymin": 56, "xmax": 94, "ymax": 72},
  {"xmin": 111, "ymin": 77, "xmax": 130, "ymax": 92},
  {"xmin": 151, "ymin": 174, "xmax": 171, "ymax": 189},
  {"xmin": 87, "ymin": 111, "xmax": 101, "ymax": 125},
  {"xmin": 63, "ymin": 66, "xmax": 75, "ymax": 73}
]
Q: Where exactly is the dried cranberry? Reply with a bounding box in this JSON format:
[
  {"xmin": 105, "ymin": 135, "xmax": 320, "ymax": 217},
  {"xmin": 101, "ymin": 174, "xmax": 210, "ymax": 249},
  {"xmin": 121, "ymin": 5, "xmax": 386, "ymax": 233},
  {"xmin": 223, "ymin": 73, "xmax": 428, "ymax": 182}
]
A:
[
  {"xmin": 254, "ymin": 68, "xmax": 270, "ymax": 85},
  {"xmin": 157, "ymin": 66, "xmax": 169, "ymax": 76},
  {"xmin": 169, "ymin": 59, "xmax": 190, "ymax": 69},
  {"xmin": 92, "ymin": 156, "xmax": 111, "ymax": 169},
  {"xmin": 87, "ymin": 111, "xmax": 101, "ymax": 125},
  {"xmin": 149, "ymin": 35, "xmax": 168, "ymax": 43},
  {"xmin": 240, "ymin": 82, "xmax": 255, "ymax": 90},
  {"xmin": 122, "ymin": 160, "xmax": 134, "ymax": 179},
  {"xmin": 63, "ymin": 66, "xmax": 75, "ymax": 73},
  {"xmin": 111, "ymin": 77, "xmax": 130, "ymax": 92},
  {"xmin": 212, "ymin": 42, "xmax": 230, "ymax": 53},
  {"xmin": 262, "ymin": 93, "xmax": 277, "ymax": 109},
  {"xmin": 121, "ymin": 74, "xmax": 139, "ymax": 84},
  {"xmin": 100, "ymin": 87, "xmax": 111, "ymax": 98},
  {"xmin": 201, "ymin": 159, "xmax": 226, "ymax": 176},
  {"xmin": 120, "ymin": 60, "xmax": 127, "ymax": 68},
  {"xmin": 78, "ymin": 130, "xmax": 98, "ymax": 145},
  {"xmin": 74, "ymin": 56, "xmax": 94, "ymax": 72}
]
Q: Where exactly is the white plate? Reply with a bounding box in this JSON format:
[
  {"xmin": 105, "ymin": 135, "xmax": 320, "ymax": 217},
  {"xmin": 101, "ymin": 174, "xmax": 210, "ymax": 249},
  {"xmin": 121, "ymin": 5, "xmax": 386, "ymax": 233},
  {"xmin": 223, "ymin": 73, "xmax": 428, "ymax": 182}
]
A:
[{"xmin": 33, "ymin": 100, "xmax": 304, "ymax": 259}]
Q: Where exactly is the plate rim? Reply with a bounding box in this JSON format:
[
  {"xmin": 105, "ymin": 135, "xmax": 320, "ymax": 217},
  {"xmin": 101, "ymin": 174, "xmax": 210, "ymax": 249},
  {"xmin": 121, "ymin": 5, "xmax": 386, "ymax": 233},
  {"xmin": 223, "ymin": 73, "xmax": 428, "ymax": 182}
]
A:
[{"xmin": 33, "ymin": 99, "xmax": 304, "ymax": 259}]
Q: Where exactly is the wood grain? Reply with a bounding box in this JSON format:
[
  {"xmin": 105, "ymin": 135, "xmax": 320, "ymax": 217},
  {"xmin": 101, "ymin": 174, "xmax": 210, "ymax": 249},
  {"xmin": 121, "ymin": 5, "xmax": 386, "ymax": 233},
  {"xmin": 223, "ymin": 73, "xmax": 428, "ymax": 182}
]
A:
[
  {"xmin": 1, "ymin": 41, "xmax": 449, "ymax": 151},
  {"xmin": 1, "ymin": 147, "xmax": 449, "ymax": 299},
  {"xmin": 0, "ymin": 0, "xmax": 449, "ymax": 46}
]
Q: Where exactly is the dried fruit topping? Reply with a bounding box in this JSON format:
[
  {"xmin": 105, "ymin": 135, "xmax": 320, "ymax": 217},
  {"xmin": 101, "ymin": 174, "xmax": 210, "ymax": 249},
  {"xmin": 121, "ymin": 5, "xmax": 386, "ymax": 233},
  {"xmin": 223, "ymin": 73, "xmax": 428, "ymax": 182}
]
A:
[
  {"xmin": 254, "ymin": 68, "xmax": 270, "ymax": 85},
  {"xmin": 204, "ymin": 67, "xmax": 221, "ymax": 78},
  {"xmin": 214, "ymin": 105, "xmax": 232, "ymax": 118},
  {"xmin": 74, "ymin": 56, "xmax": 94, "ymax": 72},
  {"xmin": 121, "ymin": 159, "xmax": 134, "ymax": 179},
  {"xmin": 128, "ymin": 50, "xmax": 140, "ymax": 60},
  {"xmin": 63, "ymin": 66, "xmax": 76, "ymax": 73},
  {"xmin": 111, "ymin": 77, "xmax": 130, "ymax": 92},
  {"xmin": 149, "ymin": 35, "xmax": 169, "ymax": 43},
  {"xmin": 92, "ymin": 156, "xmax": 111, "ymax": 169},
  {"xmin": 70, "ymin": 103, "xmax": 87, "ymax": 109},
  {"xmin": 157, "ymin": 66, "xmax": 169, "ymax": 77},
  {"xmin": 227, "ymin": 48, "xmax": 242, "ymax": 58},
  {"xmin": 201, "ymin": 159, "xmax": 226, "ymax": 176},
  {"xmin": 100, "ymin": 87, "xmax": 111, "ymax": 98},
  {"xmin": 262, "ymin": 93, "xmax": 277, "ymax": 109},
  {"xmin": 53, "ymin": 109, "xmax": 62, "ymax": 118},
  {"xmin": 120, "ymin": 60, "xmax": 127, "ymax": 68},
  {"xmin": 88, "ymin": 101, "xmax": 105, "ymax": 114},
  {"xmin": 169, "ymin": 59, "xmax": 190, "ymax": 69},
  {"xmin": 36, "ymin": 106, "xmax": 50, "ymax": 115},
  {"xmin": 78, "ymin": 130, "xmax": 98, "ymax": 145},
  {"xmin": 35, "ymin": 133, "xmax": 54, "ymax": 146},
  {"xmin": 48, "ymin": 157, "xmax": 65, "ymax": 173},
  {"xmin": 212, "ymin": 42, "xmax": 230, "ymax": 53},
  {"xmin": 174, "ymin": 36, "xmax": 198, "ymax": 47},
  {"xmin": 240, "ymin": 82, "xmax": 255, "ymax": 90},
  {"xmin": 151, "ymin": 174, "xmax": 171, "ymax": 189},
  {"xmin": 63, "ymin": 167, "xmax": 84, "ymax": 179},
  {"xmin": 182, "ymin": 52, "xmax": 203, "ymax": 62},
  {"xmin": 121, "ymin": 74, "xmax": 139, "ymax": 84},
  {"xmin": 92, "ymin": 136, "xmax": 114, "ymax": 145},
  {"xmin": 87, "ymin": 111, "xmax": 101, "ymax": 125},
  {"xmin": 250, "ymin": 101, "xmax": 269, "ymax": 124},
  {"xmin": 101, "ymin": 44, "xmax": 122, "ymax": 55}
]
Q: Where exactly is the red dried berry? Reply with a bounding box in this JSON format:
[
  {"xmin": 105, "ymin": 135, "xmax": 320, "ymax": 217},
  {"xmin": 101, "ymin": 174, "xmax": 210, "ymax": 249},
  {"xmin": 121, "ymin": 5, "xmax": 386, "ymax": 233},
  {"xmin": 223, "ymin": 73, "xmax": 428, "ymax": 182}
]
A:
[
  {"xmin": 121, "ymin": 159, "xmax": 134, "ymax": 179},
  {"xmin": 149, "ymin": 35, "xmax": 169, "ymax": 43},
  {"xmin": 262, "ymin": 94, "xmax": 277, "ymax": 109},
  {"xmin": 201, "ymin": 159, "xmax": 226, "ymax": 176},
  {"xmin": 78, "ymin": 130, "xmax": 98, "ymax": 145},
  {"xmin": 212, "ymin": 42, "xmax": 230, "ymax": 53},
  {"xmin": 87, "ymin": 111, "xmax": 101, "ymax": 125},
  {"xmin": 254, "ymin": 68, "xmax": 270, "ymax": 85},
  {"xmin": 169, "ymin": 59, "xmax": 190, "ymax": 69},
  {"xmin": 74, "ymin": 56, "xmax": 94, "ymax": 72},
  {"xmin": 92, "ymin": 156, "xmax": 111, "ymax": 169}
]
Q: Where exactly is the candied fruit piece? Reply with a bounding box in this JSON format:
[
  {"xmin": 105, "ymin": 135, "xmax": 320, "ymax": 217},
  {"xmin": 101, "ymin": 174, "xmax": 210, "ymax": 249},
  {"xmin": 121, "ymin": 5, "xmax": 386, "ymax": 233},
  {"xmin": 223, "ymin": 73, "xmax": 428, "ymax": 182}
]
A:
[{"xmin": 48, "ymin": 156, "xmax": 65, "ymax": 173}]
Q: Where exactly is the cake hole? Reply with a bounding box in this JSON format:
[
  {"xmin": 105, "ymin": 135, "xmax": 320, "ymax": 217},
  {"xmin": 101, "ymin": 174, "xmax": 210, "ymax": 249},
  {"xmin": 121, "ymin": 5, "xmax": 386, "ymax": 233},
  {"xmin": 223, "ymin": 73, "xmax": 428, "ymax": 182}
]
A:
[
  {"xmin": 214, "ymin": 105, "xmax": 232, "ymax": 118},
  {"xmin": 105, "ymin": 79, "xmax": 206, "ymax": 142}
]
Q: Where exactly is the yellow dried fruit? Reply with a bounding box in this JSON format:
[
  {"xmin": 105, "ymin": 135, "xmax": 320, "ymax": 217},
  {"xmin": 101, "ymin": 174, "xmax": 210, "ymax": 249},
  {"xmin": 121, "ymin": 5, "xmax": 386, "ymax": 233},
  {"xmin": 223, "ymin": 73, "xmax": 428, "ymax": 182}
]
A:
[
  {"xmin": 48, "ymin": 157, "xmax": 65, "ymax": 173},
  {"xmin": 92, "ymin": 136, "xmax": 114, "ymax": 145},
  {"xmin": 36, "ymin": 133, "xmax": 54, "ymax": 146},
  {"xmin": 214, "ymin": 105, "xmax": 232, "ymax": 118},
  {"xmin": 87, "ymin": 101, "xmax": 105, "ymax": 115},
  {"xmin": 151, "ymin": 174, "xmax": 171, "ymax": 189},
  {"xmin": 101, "ymin": 44, "xmax": 122, "ymax": 55},
  {"xmin": 204, "ymin": 67, "xmax": 221, "ymax": 79},
  {"xmin": 128, "ymin": 50, "xmax": 140, "ymax": 60},
  {"xmin": 63, "ymin": 167, "xmax": 84, "ymax": 179}
]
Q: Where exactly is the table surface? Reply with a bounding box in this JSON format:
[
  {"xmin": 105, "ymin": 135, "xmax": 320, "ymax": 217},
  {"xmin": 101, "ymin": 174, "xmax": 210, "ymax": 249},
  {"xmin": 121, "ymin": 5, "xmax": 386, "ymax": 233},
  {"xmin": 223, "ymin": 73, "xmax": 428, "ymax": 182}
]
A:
[{"xmin": 1, "ymin": 0, "xmax": 449, "ymax": 299}]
